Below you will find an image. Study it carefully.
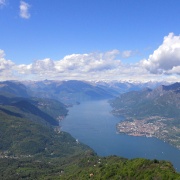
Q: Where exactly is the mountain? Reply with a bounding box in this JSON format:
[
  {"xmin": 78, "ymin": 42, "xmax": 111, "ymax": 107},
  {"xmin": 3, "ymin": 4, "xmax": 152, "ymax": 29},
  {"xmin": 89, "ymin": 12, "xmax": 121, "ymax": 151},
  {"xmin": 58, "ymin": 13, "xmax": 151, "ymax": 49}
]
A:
[
  {"xmin": 0, "ymin": 95, "xmax": 68, "ymax": 126},
  {"xmin": 0, "ymin": 80, "xmax": 68, "ymax": 126},
  {"xmin": 0, "ymin": 80, "xmax": 164, "ymax": 105},
  {"xmin": 26, "ymin": 80, "xmax": 114, "ymax": 102},
  {"xmin": 23, "ymin": 80, "xmax": 163, "ymax": 104},
  {"xmin": 23, "ymin": 80, "xmax": 116, "ymax": 104},
  {"xmin": 111, "ymin": 82, "xmax": 180, "ymax": 117},
  {"xmin": 162, "ymin": 82, "xmax": 180, "ymax": 92},
  {"xmin": 92, "ymin": 80, "xmax": 165, "ymax": 93},
  {"xmin": 0, "ymin": 92, "xmax": 95, "ymax": 178},
  {"xmin": 110, "ymin": 82, "xmax": 180, "ymax": 149},
  {"xmin": 0, "ymin": 107, "xmax": 88, "ymax": 156},
  {"xmin": 61, "ymin": 156, "xmax": 180, "ymax": 179},
  {"xmin": 0, "ymin": 81, "xmax": 29, "ymax": 97},
  {"xmin": 0, "ymin": 98, "xmax": 95, "ymax": 179}
]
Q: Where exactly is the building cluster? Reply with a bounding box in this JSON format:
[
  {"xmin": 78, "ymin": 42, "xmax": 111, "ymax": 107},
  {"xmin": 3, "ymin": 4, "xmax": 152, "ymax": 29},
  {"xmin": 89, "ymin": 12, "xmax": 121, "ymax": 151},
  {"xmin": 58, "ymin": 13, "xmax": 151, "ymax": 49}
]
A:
[{"xmin": 116, "ymin": 116, "xmax": 169, "ymax": 137}]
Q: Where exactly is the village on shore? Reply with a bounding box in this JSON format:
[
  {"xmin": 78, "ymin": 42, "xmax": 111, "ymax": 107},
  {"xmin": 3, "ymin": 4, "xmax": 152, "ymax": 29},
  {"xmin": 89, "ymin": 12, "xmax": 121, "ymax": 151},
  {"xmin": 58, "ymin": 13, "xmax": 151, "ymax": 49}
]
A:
[{"xmin": 116, "ymin": 116, "xmax": 180, "ymax": 150}]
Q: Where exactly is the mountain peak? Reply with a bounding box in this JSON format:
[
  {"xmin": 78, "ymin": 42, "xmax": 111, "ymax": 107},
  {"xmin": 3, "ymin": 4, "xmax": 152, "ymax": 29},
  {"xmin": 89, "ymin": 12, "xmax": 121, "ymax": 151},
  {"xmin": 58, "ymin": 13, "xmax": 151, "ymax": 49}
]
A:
[{"xmin": 162, "ymin": 82, "xmax": 180, "ymax": 93}]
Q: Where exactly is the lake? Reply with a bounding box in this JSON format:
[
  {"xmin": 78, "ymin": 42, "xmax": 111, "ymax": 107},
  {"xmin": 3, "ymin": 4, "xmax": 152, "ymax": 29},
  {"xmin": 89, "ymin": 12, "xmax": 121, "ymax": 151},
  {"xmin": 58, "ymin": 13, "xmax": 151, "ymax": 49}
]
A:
[{"xmin": 60, "ymin": 100, "xmax": 180, "ymax": 172}]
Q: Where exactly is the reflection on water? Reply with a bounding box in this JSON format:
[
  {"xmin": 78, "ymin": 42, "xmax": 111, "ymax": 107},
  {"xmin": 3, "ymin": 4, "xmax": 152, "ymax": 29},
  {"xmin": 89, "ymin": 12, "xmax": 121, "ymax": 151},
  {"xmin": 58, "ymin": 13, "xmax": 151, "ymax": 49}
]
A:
[{"xmin": 61, "ymin": 100, "xmax": 180, "ymax": 172}]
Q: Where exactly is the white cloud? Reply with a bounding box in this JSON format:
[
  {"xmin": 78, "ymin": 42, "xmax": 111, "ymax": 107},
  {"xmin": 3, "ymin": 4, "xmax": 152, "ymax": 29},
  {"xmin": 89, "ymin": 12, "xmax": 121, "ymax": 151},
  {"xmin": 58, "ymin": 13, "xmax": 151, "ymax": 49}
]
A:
[
  {"xmin": 14, "ymin": 49, "xmax": 162, "ymax": 82},
  {"xmin": 0, "ymin": 0, "xmax": 6, "ymax": 7},
  {"xmin": 19, "ymin": 1, "xmax": 31, "ymax": 19},
  {"xmin": 0, "ymin": 49, "xmax": 5, "ymax": 58},
  {"xmin": 0, "ymin": 49, "xmax": 16, "ymax": 80},
  {"xmin": 54, "ymin": 50, "xmax": 121, "ymax": 73},
  {"xmin": 0, "ymin": 50, "xmax": 14, "ymax": 70},
  {"xmin": 141, "ymin": 33, "xmax": 180, "ymax": 74},
  {"xmin": 1, "ymin": 33, "xmax": 180, "ymax": 82},
  {"xmin": 15, "ymin": 50, "xmax": 122, "ymax": 80},
  {"xmin": 120, "ymin": 50, "xmax": 138, "ymax": 59},
  {"xmin": 32, "ymin": 58, "xmax": 55, "ymax": 73},
  {"xmin": 121, "ymin": 50, "xmax": 133, "ymax": 58}
]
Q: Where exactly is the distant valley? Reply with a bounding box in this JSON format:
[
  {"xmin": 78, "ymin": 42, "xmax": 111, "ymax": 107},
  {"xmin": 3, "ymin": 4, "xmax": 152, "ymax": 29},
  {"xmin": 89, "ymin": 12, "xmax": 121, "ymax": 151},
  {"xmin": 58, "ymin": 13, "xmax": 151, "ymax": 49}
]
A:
[{"xmin": 22, "ymin": 80, "xmax": 163, "ymax": 104}]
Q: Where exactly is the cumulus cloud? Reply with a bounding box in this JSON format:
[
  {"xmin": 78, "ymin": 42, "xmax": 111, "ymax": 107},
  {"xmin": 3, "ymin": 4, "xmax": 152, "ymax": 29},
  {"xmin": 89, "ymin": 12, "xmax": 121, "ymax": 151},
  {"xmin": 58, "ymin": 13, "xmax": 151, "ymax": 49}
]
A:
[
  {"xmin": 119, "ymin": 50, "xmax": 138, "ymax": 59},
  {"xmin": 31, "ymin": 59, "xmax": 55, "ymax": 73},
  {"xmin": 54, "ymin": 50, "xmax": 121, "ymax": 73},
  {"xmin": 15, "ymin": 50, "xmax": 122, "ymax": 80},
  {"xmin": 121, "ymin": 50, "xmax": 133, "ymax": 58},
  {"xmin": 0, "ymin": 49, "xmax": 16, "ymax": 80},
  {"xmin": 1, "ymin": 34, "xmax": 180, "ymax": 82},
  {"xmin": 0, "ymin": 49, "xmax": 4, "ymax": 58},
  {"xmin": 0, "ymin": 50, "xmax": 14, "ymax": 70},
  {"xmin": 141, "ymin": 33, "xmax": 180, "ymax": 74},
  {"xmin": 19, "ymin": 1, "xmax": 31, "ymax": 19},
  {"xmin": 14, "ymin": 49, "xmax": 159, "ymax": 82},
  {"xmin": 0, "ymin": 49, "xmax": 156, "ymax": 81}
]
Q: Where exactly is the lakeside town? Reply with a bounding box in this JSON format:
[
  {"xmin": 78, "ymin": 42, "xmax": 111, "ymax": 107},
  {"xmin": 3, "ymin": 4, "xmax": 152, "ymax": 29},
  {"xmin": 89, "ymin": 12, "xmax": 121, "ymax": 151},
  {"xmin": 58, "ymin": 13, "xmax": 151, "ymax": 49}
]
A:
[{"xmin": 116, "ymin": 116, "xmax": 180, "ymax": 150}]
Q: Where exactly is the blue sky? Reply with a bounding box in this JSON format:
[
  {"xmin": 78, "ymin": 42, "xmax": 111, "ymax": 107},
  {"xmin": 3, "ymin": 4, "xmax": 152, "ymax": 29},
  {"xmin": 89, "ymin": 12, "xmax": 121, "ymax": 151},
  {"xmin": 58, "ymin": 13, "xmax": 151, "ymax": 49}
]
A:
[{"xmin": 1, "ymin": 0, "xmax": 180, "ymax": 82}]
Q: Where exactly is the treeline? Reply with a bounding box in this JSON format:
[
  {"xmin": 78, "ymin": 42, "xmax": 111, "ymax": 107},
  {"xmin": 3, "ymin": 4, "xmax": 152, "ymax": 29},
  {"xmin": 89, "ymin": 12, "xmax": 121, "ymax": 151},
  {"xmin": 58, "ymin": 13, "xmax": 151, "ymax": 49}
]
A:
[{"xmin": 1, "ymin": 156, "xmax": 180, "ymax": 179}]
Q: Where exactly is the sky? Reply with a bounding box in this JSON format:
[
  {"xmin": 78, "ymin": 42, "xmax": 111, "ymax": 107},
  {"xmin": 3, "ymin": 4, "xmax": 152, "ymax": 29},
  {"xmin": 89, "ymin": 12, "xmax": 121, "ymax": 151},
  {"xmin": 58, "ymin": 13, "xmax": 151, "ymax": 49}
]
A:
[{"xmin": 1, "ymin": 0, "xmax": 180, "ymax": 82}]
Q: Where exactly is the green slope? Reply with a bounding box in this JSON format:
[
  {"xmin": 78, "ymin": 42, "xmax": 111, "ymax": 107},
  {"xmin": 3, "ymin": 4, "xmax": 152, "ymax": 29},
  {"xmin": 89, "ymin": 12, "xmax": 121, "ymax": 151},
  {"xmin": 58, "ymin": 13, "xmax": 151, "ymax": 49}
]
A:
[
  {"xmin": 60, "ymin": 156, "xmax": 180, "ymax": 180},
  {"xmin": 0, "ymin": 107, "xmax": 90, "ymax": 156},
  {"xmin": 1, "ymin": 155, "xmax": 179, "ymax": 179}
]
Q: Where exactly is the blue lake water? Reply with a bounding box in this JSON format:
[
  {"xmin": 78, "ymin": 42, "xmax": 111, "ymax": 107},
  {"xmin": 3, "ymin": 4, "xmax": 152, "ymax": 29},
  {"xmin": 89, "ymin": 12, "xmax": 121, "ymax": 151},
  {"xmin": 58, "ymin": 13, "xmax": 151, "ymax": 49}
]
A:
[{"xmin": 60, "ymin": 100, "xmax": 180, "ymax": 172}]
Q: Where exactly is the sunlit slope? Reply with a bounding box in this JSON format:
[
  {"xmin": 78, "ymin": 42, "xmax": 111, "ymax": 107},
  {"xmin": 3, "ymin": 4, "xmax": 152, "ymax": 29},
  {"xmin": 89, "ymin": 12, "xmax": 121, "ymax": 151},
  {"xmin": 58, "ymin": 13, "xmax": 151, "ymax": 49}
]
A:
[{"xmin": 0, "ymin": 95, "xmax": 82, "ymax": 156}]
